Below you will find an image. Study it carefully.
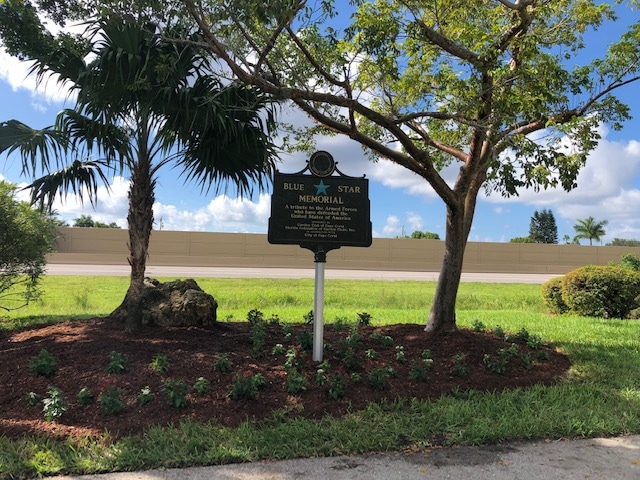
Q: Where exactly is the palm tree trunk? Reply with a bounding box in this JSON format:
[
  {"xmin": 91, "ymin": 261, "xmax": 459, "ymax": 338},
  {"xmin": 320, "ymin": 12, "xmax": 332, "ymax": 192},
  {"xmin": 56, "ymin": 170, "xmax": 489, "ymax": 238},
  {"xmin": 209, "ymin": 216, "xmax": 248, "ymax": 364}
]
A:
[
  {"xmin": 111, "ymin": 127, "xmax": 155, "ymax": 333},
  {"xmin": 123, "ymin": 158, "xmax": 154, "ymax": 332}
]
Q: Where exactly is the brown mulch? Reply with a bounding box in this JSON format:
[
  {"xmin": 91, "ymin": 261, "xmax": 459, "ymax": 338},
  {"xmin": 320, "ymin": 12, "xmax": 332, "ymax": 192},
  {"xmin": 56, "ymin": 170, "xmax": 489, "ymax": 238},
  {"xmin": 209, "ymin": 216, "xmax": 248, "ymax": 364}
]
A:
[{"xmin": 0, "ymin": 318, "xmax": 571, "ymax": 440}]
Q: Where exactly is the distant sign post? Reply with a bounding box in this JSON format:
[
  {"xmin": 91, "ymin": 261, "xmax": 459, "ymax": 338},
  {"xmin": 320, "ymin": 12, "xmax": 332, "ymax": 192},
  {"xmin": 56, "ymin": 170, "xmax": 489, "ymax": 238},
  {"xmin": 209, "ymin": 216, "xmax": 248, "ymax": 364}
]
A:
[{"xmin": 268, "ymin": 151, "xmax": 372, "ymax": 361}]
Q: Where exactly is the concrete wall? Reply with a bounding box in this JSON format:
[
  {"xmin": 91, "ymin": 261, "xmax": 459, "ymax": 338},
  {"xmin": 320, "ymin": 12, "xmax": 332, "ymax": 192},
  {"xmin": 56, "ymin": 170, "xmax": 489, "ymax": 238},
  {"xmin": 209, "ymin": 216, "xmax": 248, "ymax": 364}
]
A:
[{"xmin": 47, "ymin": 227, "xmax": 640, "ymax": 275}]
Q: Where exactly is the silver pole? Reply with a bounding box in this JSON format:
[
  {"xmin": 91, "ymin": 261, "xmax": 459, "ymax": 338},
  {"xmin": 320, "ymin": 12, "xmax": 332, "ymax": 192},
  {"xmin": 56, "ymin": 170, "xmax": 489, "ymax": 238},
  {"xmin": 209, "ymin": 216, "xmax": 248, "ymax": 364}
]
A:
[{"xmin": 313, "ymin": 257, "xmax": 325, "ymax": 362}]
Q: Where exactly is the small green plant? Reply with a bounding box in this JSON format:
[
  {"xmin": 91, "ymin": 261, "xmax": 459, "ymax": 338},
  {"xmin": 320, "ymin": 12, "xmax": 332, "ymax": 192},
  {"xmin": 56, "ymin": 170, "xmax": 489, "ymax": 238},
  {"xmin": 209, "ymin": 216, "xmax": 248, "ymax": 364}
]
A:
[
  {"xmin": 149, "ymin": 354, "xmax": 170, "ymax": 374},
  {"xmin": 341, "ymin": 331, "xmax": 362, "ymax": 350},
  {"xmin": 105, "ymin": 351, "xmax": 128, "ymax": 374},
  {"xmin": 282, "ymin": 323, "xmax": 294, "ymax": 339},
  {"xmin": 367, "ymin": 367, "xmax": 392, "ymax": 391},
  {"xmin": 536, "ymin": 350, "xmax": 550, "ymax": 361},
  {"xmin": 25, "ymin": 391, "xmax": 40, "ymax": 407},
  {"xmin": 506, "ymin": 343, "xmax": 520, "ymax": 356},
  {"xmin": 483, "ymin": 352, "xmax": 510, "ymax": 374},
  {"xmin": 137, "ymin": 386, "xmax": 154, "ymax": 405},
  {"xmin": 421, "ymin": 349, "xmax": 432, "ymax": 360},
  {"xmin": 450, "ymin": 353, "xmax": 469, "ymax": 377},
  {"xmin": 99, "ymin": 385, "xmax": 124, "ymax": 415},
  {"xmin": 296, "ymin": 330, "xmax": 313, "ymax": 351},
  {"xmin": 77, "ymin": 386, "xmax": 93, "ymax": 405},
  {"xmin": 229, "ymin": 371, "xmax": 263, "ymax": 400},
  {"xmin": 163, "ymin": 379, "xmax": 189, "ymax": 408},
  {"xmin": 316, "ymin": 360, "xmax": 330, "ymax": 385},
  {"xmin": 42, "ymin": 386, "xmax": 67, "ymax": 421},
  {"xmin": 491, "ymin": 325, "xmax": 505, "ymax": 337},
  {"xmin": 284, "ymin": 346, "xmax": 304, "ymax": 371},
  {"xmin": 338, "ymin": 348, "xmax": 362, "ymax": 372},
  {"xmin": 409, "ymin": 360, "xmax": 431, "ymax": 382},
  {"xmin": 269, "ymin": 313, "xmax": 280, "ymax": 324},
  {"xmin": 395, "ymin": 345, "xmax": 406, "ymax": 363},
  {"xmin": 520, "ymin": 352, "xmax": 533, "ymax": 369},
  {"xmin": 471, "ymin": 319, "xmax": 486, "ymax": 332},
  {"xmin": 369, "ymin": 332, "xmax": 394, "ymax": 347},
  {"xmin": 247, "ymin": 308, "xmax": 264, "ymax": 325},
  {"xmin": 328, "ymin": 372, "xmax": 348, "ymax": 400},
  {"xmin": 303, "ymin": 310, "xmax": 314, "ymax": 324},
  {"xmin": 249, "ymin": 320, "xmax": 267, "ymax": 357},
  {"xmin": 286, "ymin": 371, "xmax": 308, "ymax": 394},
  {"xmin": 357, "ymin": 311, "xmax": 372, "ymax": 326},
  {"xmin": 271, "ymin": 343, "xmax": 286, "ymax": 355},
  {"xmin": 365, "ymin": 348, "xmax": 377, "ymax": 359},
  {"xmin": 516, "ymin": 327, "xmax": 530, "ymax": 342},
  {"xmin": 193, "ymin": 377, "xmax": 210, "ymax": 396},
  {"xmin": 252, "ymin": 373, "xmax": 266, "ymax": 389},
  {"xmin": 214, "ymin": 353, "xmax": 233, "ymax": 373},
  {"xmin": 527, "ymin": 334, "xmax": 543, "ymax": 349},
  {"xmin": 29, "ymin": 349, "xmax": 57, "ymax": 377}
]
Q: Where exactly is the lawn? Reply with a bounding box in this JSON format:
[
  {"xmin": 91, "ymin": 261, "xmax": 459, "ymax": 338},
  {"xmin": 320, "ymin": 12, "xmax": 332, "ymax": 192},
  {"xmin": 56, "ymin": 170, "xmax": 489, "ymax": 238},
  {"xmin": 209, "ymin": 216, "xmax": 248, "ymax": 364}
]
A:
[{"xmin": 1, "ymin": 276, "xmax": 639, "ymax": 479}]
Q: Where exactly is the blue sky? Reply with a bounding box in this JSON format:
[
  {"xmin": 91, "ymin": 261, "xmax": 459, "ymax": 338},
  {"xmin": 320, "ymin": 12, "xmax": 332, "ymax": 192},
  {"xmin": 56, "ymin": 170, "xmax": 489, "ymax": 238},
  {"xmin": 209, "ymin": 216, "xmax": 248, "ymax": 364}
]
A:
[{"xmin": 1, "ymin": 11, "xmax": 640, "ymax": 244}]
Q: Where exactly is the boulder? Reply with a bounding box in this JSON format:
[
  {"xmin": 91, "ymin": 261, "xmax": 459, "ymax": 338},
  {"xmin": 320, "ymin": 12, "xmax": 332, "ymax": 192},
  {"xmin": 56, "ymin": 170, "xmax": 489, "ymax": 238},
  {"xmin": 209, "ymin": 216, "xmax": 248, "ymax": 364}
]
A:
[{"xmin": 137, "ymin": 278, "xmax": 217, "ymax": 327}]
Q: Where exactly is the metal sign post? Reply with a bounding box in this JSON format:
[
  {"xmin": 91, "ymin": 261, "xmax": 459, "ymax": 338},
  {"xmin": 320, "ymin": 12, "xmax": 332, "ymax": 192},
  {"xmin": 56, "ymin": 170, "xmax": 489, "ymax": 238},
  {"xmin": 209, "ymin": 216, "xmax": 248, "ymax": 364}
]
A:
[
  {"xmin": 312, "ymin": 248, "xmax": 327, "ymax": 361},
  {"xmin": 268, "ymin": 151, "xmax": 372, "ymax": 362}
]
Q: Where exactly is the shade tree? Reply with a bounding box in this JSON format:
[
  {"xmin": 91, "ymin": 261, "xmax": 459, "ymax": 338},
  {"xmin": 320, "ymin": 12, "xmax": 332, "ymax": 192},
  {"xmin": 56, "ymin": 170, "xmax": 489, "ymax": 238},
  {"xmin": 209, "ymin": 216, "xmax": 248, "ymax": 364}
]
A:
[{"xmin": 172, "ymin": 0, "xmax": 640, "ymax": 332}]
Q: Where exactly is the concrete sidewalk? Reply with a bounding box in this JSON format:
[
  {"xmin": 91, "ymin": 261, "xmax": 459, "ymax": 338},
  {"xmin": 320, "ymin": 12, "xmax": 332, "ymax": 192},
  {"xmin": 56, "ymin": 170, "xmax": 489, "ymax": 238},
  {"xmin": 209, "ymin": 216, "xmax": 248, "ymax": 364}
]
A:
[{"xmin": 49, "ymin": 434, "xmax": 640, "ymax": 480}]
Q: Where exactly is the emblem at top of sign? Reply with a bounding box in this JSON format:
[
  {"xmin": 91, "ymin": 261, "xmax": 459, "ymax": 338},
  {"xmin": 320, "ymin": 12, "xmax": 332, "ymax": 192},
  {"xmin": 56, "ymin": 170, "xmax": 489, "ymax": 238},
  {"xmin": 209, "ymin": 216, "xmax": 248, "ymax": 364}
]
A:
[{"xmin": 309, "ymin": 151, "xmax": 336, "ymax": 177}]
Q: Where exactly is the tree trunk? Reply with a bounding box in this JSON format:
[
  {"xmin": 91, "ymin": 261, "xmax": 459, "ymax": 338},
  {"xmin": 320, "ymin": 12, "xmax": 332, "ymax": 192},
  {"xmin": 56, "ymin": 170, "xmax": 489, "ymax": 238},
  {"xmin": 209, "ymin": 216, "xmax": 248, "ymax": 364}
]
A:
[
  {"xmin": 425, "ymin": 166, "xmax": 484, "ymax": 333},
  {"xmin": 425, "ymin": 204, "xmax": 467, "ymax": 332},
  {"xmin": 124, "ymin": 154, "xmax": 154, "ymax": 333},
  {"xmin": 111, "ymin": 127, "xmax": 155, "ymax": 333}
]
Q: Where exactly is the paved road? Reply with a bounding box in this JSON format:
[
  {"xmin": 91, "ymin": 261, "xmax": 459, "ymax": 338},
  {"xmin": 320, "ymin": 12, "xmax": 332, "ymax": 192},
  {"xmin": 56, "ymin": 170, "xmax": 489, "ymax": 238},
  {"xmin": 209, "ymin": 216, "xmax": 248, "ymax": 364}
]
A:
[
  {"xmin": 48, "ymin": 434, "xmax": 640, "ymax": 480},
  {"xmin": 45, "ymin": 264, "xmax": 559, "ymax": 283}
]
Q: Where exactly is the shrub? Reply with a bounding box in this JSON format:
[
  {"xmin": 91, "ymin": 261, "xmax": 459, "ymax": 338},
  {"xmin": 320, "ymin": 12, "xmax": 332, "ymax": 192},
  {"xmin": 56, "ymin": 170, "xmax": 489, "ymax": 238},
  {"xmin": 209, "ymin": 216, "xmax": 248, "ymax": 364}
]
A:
[
  {"xmin": 562, "ymin": 265, "xmax": 640, "ymax": 318},
  {"xmin": 193, "ymin": 377, "xmax": 210, "ymax": 396},
  {"xmin": 42, "ymin": 386, "xmax": 67, "ymax": 421},
  {"xmin": 137, "ymin": 386, "xmax": 154, "ymax": 405},
  {"xmin": 29, "ymin": 349, "xmax": 57, "ymax": 377},
  {"xmin": 163, "ymin": 379, "xmax": 189, "ymax": 408},
  {"xmin": 0, "ymin": 181, "xmax": 57, "ymax": 312},
  {"xmin": 619, "ymin": 253, "xmax": 640, "ymax": 271},
  {"xmin": 149, "ymin": 354, "xmax": 170, "ymax": 374},
  {"xmin": 105, "ymin": 351, "xmax": 128, "ymax": 374},
  {"xmin": 99, "ymin": 385, "xmax": 125, "ymax": 415},
  {"xmin": 541, "ymin": 277, "xmax": 569, "ymax": 314},
  {"xmin": 214, "ymin": 353, "xmax": 233, "ymax": 373},
  {"xmin": 229, "ymin": 371, "xmax": 263, "ymax": 400},
  {"xmin": 77, "ymin": 387, "xmax": 93, "ymax": 405}
]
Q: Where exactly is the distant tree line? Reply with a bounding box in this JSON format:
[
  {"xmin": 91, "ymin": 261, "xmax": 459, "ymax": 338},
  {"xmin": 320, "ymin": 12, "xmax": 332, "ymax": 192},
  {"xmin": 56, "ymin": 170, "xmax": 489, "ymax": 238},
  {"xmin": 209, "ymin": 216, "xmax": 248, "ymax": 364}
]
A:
[
  {"xmin": 509, "ymin": 211, "xmax": 639, "ymax": 246},
  {"xmin": 71, "ymin": 214, "xmax": 120, "ymax": 229},
  {"xmin": 396, "ymin": 230, "xmax": 441, "ymax": 240}
]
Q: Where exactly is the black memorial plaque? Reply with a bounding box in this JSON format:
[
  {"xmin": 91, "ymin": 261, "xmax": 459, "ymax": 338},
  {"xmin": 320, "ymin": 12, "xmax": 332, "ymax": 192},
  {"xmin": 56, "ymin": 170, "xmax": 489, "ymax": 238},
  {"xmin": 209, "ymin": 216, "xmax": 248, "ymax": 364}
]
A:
[{"xmin": 268, "ymin": 172, "xmax": 372, "ymax": 249}]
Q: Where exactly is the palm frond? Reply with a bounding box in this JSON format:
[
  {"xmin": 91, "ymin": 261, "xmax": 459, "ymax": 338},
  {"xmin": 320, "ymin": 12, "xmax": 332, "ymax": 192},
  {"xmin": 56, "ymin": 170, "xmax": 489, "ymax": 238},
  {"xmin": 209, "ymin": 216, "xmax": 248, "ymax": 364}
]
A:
[
  {"xmin": 25, "ymin": 159, "xmax": 113, "ymax": 211},
  {"xmin": 162, "ymin": 81, "xmax": 280, "ymax": 196},
  {"xmin": 0, "ymin": 120, "xmax": 69, "ymax": 176},
  {"xmin": 55, "ymin": 109, "xmax": 131, "ymax": 171}
]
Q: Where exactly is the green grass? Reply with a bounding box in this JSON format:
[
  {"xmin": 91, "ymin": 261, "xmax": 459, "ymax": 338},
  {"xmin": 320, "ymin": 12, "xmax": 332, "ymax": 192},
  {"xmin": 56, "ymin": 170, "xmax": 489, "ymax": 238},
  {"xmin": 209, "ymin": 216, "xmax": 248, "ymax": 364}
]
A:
[{"xmin": 2, "ymin": 276, "xmax": 640, "ymax": 478}]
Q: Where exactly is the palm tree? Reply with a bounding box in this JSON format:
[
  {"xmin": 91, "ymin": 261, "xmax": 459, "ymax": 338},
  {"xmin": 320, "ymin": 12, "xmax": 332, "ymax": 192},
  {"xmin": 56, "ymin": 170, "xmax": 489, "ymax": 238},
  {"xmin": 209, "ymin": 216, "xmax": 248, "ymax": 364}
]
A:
[
  {"xmin": 0, "ymin": 16, "xmax": 278, "ymax": 332},
  {"xmin": 573, "ymin": 216, "xmax": 608, "ymax": 246}
]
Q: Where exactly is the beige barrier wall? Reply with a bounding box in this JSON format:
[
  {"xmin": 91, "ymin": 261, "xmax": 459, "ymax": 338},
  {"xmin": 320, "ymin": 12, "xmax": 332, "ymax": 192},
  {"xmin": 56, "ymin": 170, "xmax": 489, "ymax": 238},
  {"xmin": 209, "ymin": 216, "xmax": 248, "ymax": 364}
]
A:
[{"xmin": 47, "ymin": 227, "xmax": 640, "ymax": 275}]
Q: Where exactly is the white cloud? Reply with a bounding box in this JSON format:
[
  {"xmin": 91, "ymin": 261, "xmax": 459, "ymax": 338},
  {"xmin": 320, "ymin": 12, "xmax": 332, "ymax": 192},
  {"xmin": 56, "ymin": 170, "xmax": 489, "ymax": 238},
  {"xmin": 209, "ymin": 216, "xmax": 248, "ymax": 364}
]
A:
[
  {"xmin": 381, "ymin": 215, "xmax": 402, "ymax": 237},
  {"xmin": 406, "ymin": 212, "xmax": 424, "ymax": 231},
  {"xmin": 0, "ymin": 48, "xmax": 73, "ymax": 109},
  {"xmin": 481, "ymin": 128, "xmax": 640, "ymax": 242}
]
